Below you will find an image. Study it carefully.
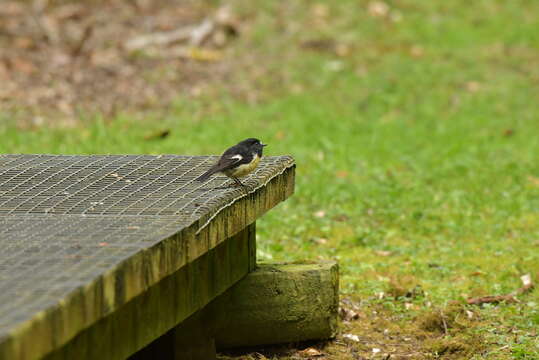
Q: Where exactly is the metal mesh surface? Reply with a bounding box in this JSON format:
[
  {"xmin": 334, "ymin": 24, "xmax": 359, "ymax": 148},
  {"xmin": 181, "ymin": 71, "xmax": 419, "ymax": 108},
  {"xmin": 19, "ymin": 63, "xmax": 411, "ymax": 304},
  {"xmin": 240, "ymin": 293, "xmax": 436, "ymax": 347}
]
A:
[{"xmin": 0, "ymin": 154, "xmax": 293, "ymax": 340}]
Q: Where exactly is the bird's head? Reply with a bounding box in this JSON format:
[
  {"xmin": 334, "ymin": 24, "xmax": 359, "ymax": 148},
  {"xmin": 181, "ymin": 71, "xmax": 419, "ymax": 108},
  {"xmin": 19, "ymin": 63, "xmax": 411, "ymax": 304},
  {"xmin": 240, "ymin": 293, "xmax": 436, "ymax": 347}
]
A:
[{"xmin": 240, "ymin": 138, "xmax": 267, "ymax": 155}]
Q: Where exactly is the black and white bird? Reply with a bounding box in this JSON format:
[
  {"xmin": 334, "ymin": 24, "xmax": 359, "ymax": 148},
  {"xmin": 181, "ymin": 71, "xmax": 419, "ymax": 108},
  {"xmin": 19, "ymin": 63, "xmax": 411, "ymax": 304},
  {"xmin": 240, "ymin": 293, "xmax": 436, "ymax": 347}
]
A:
[{"xmin": 196, "ymin": 138, "xmax": 267, "ymax": 187}]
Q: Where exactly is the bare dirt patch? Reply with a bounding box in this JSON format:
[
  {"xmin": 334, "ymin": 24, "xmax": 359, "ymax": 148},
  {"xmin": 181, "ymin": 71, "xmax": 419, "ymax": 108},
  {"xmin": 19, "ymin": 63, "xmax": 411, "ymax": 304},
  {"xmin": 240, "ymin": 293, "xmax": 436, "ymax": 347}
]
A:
[{"xmin": 0, "ymin": 0, "xmax": 240, "ymax": 125}]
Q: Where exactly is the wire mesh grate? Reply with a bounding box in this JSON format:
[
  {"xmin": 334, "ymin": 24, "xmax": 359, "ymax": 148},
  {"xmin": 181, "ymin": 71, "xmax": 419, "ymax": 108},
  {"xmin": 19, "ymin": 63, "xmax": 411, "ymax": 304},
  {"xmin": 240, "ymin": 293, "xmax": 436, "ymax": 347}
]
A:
[{"xmin": 0, "ymin": 154, "xmax": 294, "ymax": 340}]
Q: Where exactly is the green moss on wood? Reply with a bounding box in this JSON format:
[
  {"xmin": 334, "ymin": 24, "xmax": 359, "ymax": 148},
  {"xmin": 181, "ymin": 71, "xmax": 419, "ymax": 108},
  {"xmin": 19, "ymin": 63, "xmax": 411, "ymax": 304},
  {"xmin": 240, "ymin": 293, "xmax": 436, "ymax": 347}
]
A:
[{"xmin": 212, "ymin": 261, "xmax": 339, "ymax": 348}]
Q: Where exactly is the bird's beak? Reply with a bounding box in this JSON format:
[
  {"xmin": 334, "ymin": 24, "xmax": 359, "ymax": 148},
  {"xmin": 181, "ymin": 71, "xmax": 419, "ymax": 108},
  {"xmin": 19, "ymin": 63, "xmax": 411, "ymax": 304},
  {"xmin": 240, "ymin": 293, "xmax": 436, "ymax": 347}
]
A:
[{"xmin": 261, "ymin": 143, "xmax": 267, "ymax": 147}]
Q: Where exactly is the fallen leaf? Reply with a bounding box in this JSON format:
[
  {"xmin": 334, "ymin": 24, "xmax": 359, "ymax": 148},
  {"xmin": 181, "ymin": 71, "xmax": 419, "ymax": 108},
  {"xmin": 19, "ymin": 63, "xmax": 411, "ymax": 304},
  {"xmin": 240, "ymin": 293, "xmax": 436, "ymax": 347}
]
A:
[
  {"xmin": 503, "ymin": 129, "xmax": 514, "ymax": 137},
  {"xmin": 469, "ymin": 271, "xmax": 485, "ymax": 277},
  {"xmin": 335, "ymin": 43, "xmax": 351, "ymax": 57},
  {"xmin": 311, "ymin": 3, "xmax": 329, "ymax": 18},
  {"xmin": 148, "ymin": 46, "xmax": 224, "ymax": 61},
  {"xmin": 185, "ymin": 47, "xmax": 223, "ymax": 62},
  {"xmin": 521, "ymin": 274, "xmax": 532, "ymax": 287},
  {"xmin": 465, "ymin": 81, "xmax": 481, "ymax": 92},
  {"xmin": 336, "ymin": 170, "xmax": 349, "ymax": 179},
  {"xmin": 527, "ymin": 176, "xmax": 539, "ymax": 187},
  {"xmin": 314, "ymin": 210, "xmax": 326, "ymax": 218},
  {"xmin": 98, "ymin": 242, "xmax": 108, "ymax": 246},
  {"xmin": 368, "ymin": 1, "xmax": 390, "ymax": 17},
  {"xmin": 144, "ymin": 129, "xmax": 171, "ymax": 140},
  {"xmin": 253, "ymin": 352, "xmax": 268, "ymax": 360},
  {"xmin": 375, "ymin": 250, "xmax": 393, "ymax": 257},
  {"xmin": 372, "ymin": 348, "xmax": 381, "ymax": 354},
  {"xmin": 410, "ymin": 45, "xmax": 424, "ymax": 57},
  {"xmin": 299, "ymin": 347, "xmax": 323, "ymax": 357},
  {"xmin": 275, "ymin": 130, "xmax": 286, "ymax": 140},
  {"xmin": 312, "ymin": 237, "xmax": 328, "ymax": 245},
  {"xmin": 342, "ymin": 333, "xmax": 360, "ymax": 342},
  {"xmin": 290, "ymin": 83, "xmax": 304, "ymax": 94}
]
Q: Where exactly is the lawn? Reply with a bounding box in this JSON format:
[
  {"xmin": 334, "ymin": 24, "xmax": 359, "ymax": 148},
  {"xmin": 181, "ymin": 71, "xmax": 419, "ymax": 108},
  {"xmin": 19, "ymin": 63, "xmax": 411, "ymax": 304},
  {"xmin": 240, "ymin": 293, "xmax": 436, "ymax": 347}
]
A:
[{"xmin": 2, "ymin": 0, "xmax": 539, "ymax": 358}]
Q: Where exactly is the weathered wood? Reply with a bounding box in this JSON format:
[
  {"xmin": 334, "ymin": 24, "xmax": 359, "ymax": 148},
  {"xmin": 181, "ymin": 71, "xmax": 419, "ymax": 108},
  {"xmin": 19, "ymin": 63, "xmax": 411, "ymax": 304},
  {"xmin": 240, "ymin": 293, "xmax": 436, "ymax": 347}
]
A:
[
  {"xmin": 0, "ymin": 155, "xmax": 294, "ymax": 360},
  {"xmin": 131, "ymin": 261, "xmax": 338, "ymax": 356},
  {"xmin": 43, "ymin": 224, "xmax": 255, "ymax": 360},
  {"xmin": 172, "ymin": 308, "xmax": 217, "ymax": 360},
  {"xmin": 212, "ymin": 261, "xmax": 339, "ymax": 348},
  {"xmin": 129, "ymin": 309, "xmax": 217, "ymax": 360}
]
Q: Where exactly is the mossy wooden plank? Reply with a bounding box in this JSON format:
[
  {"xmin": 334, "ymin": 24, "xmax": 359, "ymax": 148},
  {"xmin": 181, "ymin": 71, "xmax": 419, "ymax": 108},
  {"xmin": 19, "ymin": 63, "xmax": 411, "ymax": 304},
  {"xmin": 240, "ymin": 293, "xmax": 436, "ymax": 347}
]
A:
[
  {"xmin": 43, "ymin": 224, "xmax": 255, "ymax": 360},
  {"xmin": 172, "ymin": 309, "xmax": 217, "ymax": 360}
]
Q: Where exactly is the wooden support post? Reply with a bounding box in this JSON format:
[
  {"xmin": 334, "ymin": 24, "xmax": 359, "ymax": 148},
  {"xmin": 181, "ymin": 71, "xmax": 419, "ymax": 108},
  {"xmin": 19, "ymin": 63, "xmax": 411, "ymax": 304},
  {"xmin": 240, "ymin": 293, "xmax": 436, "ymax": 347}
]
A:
[{"xmin": 212, "ymin": 261, "xmax": 339, "ymax": 349}]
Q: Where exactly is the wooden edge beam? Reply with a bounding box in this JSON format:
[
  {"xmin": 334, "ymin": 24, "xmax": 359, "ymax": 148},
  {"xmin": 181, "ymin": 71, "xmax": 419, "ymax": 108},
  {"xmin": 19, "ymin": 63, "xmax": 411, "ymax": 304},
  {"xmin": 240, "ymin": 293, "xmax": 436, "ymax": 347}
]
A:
[{"xmin": 44, "ymin": 224, "xmax": 256, "ymax": 360}]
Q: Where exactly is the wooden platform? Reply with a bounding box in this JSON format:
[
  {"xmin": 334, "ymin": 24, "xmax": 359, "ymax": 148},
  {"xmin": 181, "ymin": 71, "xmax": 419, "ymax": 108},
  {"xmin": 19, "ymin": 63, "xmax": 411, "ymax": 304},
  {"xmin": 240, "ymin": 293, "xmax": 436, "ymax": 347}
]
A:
[{"xmin": 0, "ymin": 154, "xmax": 295, "ymax": 360}]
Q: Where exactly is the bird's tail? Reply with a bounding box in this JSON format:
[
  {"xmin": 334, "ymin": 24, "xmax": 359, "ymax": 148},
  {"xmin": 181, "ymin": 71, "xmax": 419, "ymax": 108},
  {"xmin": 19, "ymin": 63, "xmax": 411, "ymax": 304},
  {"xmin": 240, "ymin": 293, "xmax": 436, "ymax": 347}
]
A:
[{"xmin": 195, "ymin": 166, "xmax": 219, "ymax": 182}]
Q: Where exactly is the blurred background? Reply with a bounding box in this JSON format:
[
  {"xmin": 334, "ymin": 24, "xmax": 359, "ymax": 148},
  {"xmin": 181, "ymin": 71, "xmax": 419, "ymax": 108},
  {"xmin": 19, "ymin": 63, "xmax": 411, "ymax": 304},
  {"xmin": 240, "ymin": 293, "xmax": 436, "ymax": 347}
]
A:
[{"xmin": 1, "ymin": 0, "xmax": 539, "ymax": 358}]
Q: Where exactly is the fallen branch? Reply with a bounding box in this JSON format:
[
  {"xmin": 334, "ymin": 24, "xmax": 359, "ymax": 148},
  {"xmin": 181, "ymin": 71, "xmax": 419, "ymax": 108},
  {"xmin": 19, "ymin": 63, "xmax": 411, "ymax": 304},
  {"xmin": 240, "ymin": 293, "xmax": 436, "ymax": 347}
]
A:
[
  {"xmin": 125, "ymin": 19, "xmax": 214, "ymax": 51},
  {"xmin": 466, "ymin": 294, "xmax": 518, "ymax": 305},
  {"xmin": 467, "ymin": 274, "xmax": 534, "ymax": 305}
]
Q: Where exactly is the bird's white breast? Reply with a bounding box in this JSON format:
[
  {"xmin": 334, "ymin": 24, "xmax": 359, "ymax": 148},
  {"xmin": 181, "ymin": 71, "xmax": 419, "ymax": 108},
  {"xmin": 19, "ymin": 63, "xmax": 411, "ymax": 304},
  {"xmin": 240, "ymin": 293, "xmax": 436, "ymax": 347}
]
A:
[{"xmin": 226, "ymin": 154, "xmax": 261, "ymax": 177}]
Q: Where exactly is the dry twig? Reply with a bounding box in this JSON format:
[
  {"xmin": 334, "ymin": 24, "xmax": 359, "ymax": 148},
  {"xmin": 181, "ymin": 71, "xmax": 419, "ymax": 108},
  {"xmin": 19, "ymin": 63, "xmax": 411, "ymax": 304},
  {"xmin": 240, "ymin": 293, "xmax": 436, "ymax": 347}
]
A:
[
  {"xmin": 467, "ymin": 274, "xmax": 534, "ymax": 305},
  {"xmin": 125, "ymin": 19, "xmax": 214, "ymax": 51}
]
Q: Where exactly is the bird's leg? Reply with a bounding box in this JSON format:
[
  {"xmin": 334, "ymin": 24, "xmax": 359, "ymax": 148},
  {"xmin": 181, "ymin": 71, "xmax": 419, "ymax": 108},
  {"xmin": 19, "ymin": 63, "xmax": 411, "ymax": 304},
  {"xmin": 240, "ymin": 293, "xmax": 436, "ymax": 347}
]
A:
[
  {"xmin": 231, "ymin": 176, "xmax": 245, "ymax": 188},
  {"xmin": 215, "ymin": 177, "xmax": 247, "ymax": 190},
  {"xmin": 230, "ymin": 176, "xmax": 249, "ymax": 194}
]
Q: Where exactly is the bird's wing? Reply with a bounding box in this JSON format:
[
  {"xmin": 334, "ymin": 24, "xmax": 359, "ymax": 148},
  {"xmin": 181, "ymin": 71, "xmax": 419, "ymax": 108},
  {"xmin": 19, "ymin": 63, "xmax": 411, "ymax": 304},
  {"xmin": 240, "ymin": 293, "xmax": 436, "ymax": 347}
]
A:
[
  {"xmin": 196, "ymin": 145, "xmax": 252, "ymax": 182},
  {"xmin": 195, "ymin": 155, "xmax": 242, "ymax": 181},
  {"xmin": 215, "ymin": 154, "xmax": 244, "ymax": 170}
]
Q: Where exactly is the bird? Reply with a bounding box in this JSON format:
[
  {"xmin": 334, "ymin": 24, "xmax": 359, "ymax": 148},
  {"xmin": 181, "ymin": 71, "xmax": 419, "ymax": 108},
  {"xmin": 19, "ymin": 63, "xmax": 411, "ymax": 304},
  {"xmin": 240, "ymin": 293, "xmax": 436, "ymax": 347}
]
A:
[{"xmin": 196, "ymin": 138, "xmax": 267, "ymax": 188}]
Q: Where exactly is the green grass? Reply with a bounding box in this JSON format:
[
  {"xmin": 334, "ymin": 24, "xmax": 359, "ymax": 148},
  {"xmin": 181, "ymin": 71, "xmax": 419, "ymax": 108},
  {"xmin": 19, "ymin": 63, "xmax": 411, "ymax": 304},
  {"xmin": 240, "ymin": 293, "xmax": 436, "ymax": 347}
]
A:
[{"xmin": 3, "ymin": 0, "xmax": 539, "ymax": 357}]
